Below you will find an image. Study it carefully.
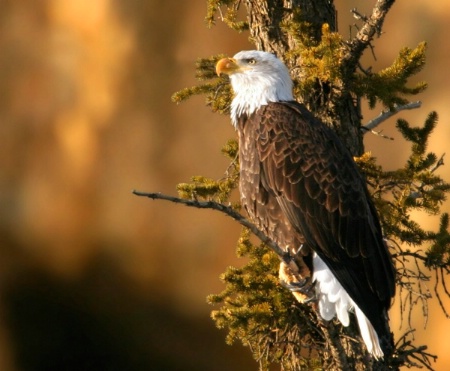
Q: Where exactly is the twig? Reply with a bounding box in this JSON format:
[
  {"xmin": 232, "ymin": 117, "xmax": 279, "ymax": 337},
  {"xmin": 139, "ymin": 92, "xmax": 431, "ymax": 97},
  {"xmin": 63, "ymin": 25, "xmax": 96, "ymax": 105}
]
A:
[
  {"xmin": 434, "ymin": 269, "xmax": 450, "ymax": 319},
  {"xmin": 394, "ymin": 330, "xmax": 437, "ymax": 370},
  {"xmin": 361, "ymin": 127, "xmax": 394, "ymax": 140},
  {"xmin": 429, "ymin": 153, "xmax": 445, "ymax": 174},
  {"xmin": 132, "ymin": 190, "xmax": 291, "ymax": 263},
  {"xmin": 361, "ymin": 101, "xmax": 422, "ymax": 134},
  {"xmin": 217, "ymin": 5, "xmax": 225, "ymax": 21},
  {"xmin": 357, "ymin": 62, "xmax": 373, "ymax": 75},
  {"xmin": 351, "ymin": 8, "xmax": 368, "ymax": 23}
]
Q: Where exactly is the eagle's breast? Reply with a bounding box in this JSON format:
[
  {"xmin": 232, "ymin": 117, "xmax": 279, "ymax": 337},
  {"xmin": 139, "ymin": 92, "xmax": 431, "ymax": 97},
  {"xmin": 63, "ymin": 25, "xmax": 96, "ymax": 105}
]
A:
[{"xmin": 236, "ymin": 108, "xmax": 304, "ymax": 252}]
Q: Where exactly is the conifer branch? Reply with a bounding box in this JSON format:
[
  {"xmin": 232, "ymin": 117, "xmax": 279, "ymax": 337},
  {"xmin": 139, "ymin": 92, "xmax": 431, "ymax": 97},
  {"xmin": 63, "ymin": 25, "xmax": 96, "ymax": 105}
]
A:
[
  {"xmin": 132, "ymin": 190, "xmax": 291, "ymax": 263},
  {"xmin": 361, "ymin": 101, "xmax": 422, "ymax": 134},
  {"xmin": 393, "ymin": 329, "xmax": 437, "ymax": 370},
  {"xmin": 391, "ymin": 250, "xmax": 429, "ymax": 262}
]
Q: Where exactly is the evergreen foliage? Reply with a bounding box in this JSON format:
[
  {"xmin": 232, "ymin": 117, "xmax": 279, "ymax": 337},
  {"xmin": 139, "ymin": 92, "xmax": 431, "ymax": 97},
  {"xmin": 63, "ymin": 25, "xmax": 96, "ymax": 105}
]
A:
[
  {"xmin": 283, "ymin": 22, "xmax": 345, "ymax": 104},
  {"xmin": 207, "ymin": 229, "xmax": 323, "ymax": 371},
  {"xmin": 353, "ymin": 42, "xmax": 428, "ymax": 109},
  {"xmin": 354, "ymin": 112, "xmax": 450, "ymax": 337},
  {"xmin": 169, "ymin": 1, "xmax": 450, "ymax": 369},
  {"xmin": 172, "ymin": 55, "xmax": 232, "ymax": 115},
  {"xmin": 205, "ymin": 0, "xmax": 248, "ymax": 31},
  {"xmin": 177, "ymin": 139, "xmax": 239, "ymax": 204},
  {"xmin": 357, "ymin": 112, "xmax": 450, "ymax": 246}
]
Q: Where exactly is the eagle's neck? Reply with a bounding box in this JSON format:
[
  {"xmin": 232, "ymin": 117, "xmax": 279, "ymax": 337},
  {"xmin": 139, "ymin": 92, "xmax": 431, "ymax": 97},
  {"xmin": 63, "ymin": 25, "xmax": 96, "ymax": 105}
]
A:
[{"xmin": 229, "ymin": 73, "xmax": 293, "ymax": 127}]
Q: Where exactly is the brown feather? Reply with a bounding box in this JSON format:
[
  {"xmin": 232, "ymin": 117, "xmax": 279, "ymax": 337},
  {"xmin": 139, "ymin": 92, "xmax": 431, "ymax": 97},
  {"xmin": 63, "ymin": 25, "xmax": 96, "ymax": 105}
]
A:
[{"xmin": 236, "ymin": 101, "xmax": 396, "ymax": 343}]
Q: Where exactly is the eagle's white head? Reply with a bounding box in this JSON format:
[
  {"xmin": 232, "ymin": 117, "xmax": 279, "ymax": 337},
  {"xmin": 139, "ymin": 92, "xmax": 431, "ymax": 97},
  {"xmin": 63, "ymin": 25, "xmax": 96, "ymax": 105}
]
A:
[{"xmin": 216, "ymin": 50, "xmax": 294, "ymax": 126}]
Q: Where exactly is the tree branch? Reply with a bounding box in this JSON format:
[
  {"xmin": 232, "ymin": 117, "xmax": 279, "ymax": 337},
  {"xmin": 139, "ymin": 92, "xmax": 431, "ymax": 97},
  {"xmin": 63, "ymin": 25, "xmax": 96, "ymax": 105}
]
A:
[
  {"xmin": 342, "ymin": 0, "xmax": 396, "ymax": 74},
  {"xmin": 391, "ymin": 249, "xmax": 429, "ymax": 263},
  {"xmin": 361, "ymin": 101, "xmax": 422, "ymax": 134},
  {"xmin": 132, "ymin": 190, "xmax": 291, "ymax": 263}
]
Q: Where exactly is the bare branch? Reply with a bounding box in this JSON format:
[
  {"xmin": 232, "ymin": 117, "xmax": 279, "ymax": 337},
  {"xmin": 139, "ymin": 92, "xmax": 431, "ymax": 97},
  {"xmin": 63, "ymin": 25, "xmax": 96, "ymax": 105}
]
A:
[
  {"xmin": 361, "ymin": 101, "xmax": 422, "ymax": 134},
  {"xmin": 132, "ymin": 190, "xmax": 291, "ymax": 263},
  {"xmin": 391, "ymin": 249, "xmax": 429, "ymax": 262},
  {"xmin": 342, "ymin": 0, "xmax": 396, "ymax": 74}
]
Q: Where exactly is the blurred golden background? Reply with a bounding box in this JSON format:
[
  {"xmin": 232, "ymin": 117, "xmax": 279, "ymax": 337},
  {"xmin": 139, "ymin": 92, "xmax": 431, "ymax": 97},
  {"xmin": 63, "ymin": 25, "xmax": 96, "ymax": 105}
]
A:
[{"xmin": 0, "ymin": 1, "xmax": 449, "ymax": 370}]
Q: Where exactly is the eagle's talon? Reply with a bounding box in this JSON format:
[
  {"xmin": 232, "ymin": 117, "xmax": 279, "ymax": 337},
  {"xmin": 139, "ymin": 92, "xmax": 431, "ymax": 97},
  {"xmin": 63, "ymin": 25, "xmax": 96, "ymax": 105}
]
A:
[
  {"xmin": 281, "ymin": 275, "xmax": 316, "ymax": 302},
  {"xmin": 286, "ymin": 275, "xmax": 315, "ymax": 289},
  {"xmin": 302, "ymin": 295, "xmax": 317, "ymax": 304},
  {"xmin": 283, "ymin": 278, "xmax": 310, "ymax": 291}
]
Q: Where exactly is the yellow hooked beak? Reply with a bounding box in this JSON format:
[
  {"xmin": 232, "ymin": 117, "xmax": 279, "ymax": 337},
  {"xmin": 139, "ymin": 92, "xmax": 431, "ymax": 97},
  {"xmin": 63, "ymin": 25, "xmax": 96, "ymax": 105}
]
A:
[{"xmin": 216, "ymin": 57, "xmax": 240, "ymax": 76}]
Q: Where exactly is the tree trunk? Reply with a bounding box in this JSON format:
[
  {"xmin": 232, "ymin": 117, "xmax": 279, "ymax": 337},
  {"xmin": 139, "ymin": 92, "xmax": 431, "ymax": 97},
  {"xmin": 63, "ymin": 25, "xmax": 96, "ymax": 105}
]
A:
[{"xmin": 244, "ymin": 0, "xmax": 363, "ymax": 155}]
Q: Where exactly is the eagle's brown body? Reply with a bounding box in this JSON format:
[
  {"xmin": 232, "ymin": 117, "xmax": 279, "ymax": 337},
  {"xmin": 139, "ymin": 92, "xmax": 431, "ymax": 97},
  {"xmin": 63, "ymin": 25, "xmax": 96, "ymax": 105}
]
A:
[
  {"xmin": 216, "ymin": 50, "xmax": 396, "ymax": 358},
  {"xmin": 237, "ymin": 101, "xmax": 395, "ymax": 350}
]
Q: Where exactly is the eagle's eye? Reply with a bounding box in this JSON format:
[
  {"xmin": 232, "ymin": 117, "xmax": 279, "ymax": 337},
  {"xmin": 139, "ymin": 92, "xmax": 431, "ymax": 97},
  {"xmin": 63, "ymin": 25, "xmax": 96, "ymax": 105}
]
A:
[{"xmin": 246, "ymin": 58, "xmax": 257, "ymax": 65}]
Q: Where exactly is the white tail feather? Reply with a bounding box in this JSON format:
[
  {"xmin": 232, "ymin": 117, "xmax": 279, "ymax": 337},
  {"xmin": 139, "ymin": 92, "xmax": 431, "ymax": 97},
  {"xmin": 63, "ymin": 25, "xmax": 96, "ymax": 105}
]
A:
[
  {"xmin": 354, "ymin": 305, "xmax": 384, "ymax": 359},
  {"xmin": 312, "ymin": 253, "xmax": 384, "ymax": 359}
]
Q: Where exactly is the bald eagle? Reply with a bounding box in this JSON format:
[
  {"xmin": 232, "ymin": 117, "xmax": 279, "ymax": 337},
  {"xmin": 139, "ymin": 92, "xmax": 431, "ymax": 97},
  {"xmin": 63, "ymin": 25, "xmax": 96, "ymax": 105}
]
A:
[{"xmin": 216, "ymin": 50, "xmax": 396, "ymax": 359}]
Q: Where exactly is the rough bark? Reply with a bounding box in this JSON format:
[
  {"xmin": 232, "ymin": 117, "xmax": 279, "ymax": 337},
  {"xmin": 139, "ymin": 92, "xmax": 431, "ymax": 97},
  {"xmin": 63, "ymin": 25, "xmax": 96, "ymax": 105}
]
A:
[
  {"xmin": 244, "ymin": 0, "xmax": 363, "ymax": 155},
  {"xmin": 245, "ymin": 0, "xmax": 337, "ymax": 54}
]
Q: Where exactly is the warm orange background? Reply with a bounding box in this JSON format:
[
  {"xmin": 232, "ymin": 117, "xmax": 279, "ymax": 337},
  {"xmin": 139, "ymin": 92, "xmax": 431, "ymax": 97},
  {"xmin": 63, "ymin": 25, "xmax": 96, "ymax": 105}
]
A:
[{"xmin": 0, "ymin": 1, "xmax": 449, "ymax": 370}]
